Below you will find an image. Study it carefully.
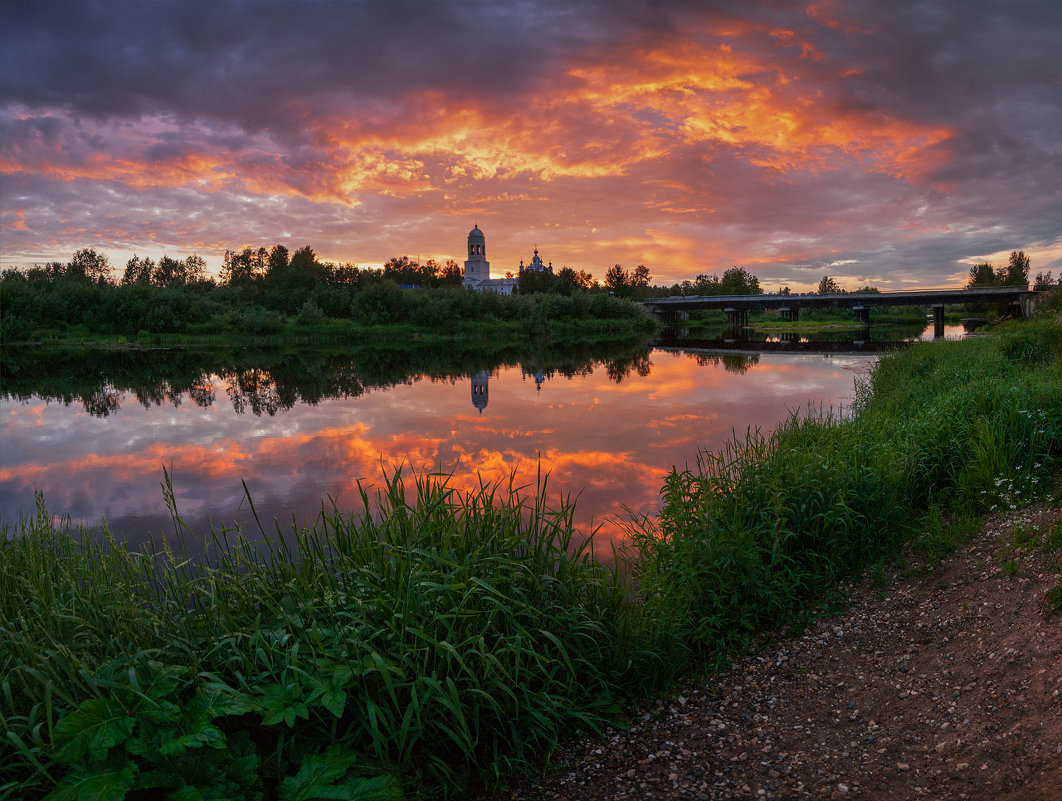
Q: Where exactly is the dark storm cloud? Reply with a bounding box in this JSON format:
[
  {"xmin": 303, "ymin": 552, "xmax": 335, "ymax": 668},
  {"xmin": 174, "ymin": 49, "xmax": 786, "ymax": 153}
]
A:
[
  {"xmin": 1, "ymin": 1, "xmax": 685, "ymax": 130},
  {"xmin": 2, "ymin": 0, "xmax": 1060, "ymax": 285}
]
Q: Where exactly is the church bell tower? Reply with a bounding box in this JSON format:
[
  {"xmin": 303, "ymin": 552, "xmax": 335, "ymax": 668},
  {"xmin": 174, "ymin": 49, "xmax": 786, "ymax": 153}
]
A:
[{"xmin": 463, "ymin": 224, "xmax": 489, "ymax": 286}]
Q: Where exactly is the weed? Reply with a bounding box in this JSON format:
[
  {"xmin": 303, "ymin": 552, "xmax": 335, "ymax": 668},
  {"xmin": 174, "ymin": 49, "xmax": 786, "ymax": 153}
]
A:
[
  {"xmin": 1045, "ymin": 579, "xmax": 1062, "ymax": 618},
  {"xmin": 1045, "ymin": 520, "xmax": 1062, "ymax": 554},
  {"xmin": 870, "ymin": 559, "xmax": 888, "ymax": 588}
]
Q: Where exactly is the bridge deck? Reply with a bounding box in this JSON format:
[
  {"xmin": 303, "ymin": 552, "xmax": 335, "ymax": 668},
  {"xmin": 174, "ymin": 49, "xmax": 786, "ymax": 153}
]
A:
[{"xmin": 644, "ymin": 286, "xmax": 1033, "ymax": 313}]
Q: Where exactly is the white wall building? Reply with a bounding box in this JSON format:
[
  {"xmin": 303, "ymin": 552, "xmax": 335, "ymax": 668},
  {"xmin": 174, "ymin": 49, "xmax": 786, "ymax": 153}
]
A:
[{"xmin": 462, "ymin": 224, "xmax": 517, "ymax": 294}]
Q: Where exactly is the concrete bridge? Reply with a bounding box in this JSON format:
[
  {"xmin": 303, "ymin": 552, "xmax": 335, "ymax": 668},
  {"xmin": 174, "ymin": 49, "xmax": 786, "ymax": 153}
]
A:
[{"xmin": 643, "ymin": 285, "xmax": 1037, "ymax": 337}]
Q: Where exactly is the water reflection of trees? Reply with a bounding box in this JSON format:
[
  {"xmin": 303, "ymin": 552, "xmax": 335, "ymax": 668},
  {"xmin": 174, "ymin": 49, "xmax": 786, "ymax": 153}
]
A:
[
  {"xmin": 692, "ymin": 352, "xmax": 760, "ymax": 374},
  {"xmin": 605, "ymin": 352, "xmax": 653, "ymax": 383},
  {"xmin": 2, "ymin": 337, "xmax": 654, "ymax": 417}
]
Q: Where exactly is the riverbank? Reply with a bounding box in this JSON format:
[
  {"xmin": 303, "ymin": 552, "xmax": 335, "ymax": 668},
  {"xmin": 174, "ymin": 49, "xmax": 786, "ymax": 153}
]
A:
[
  {"xmin": 504, "ymin": 499, "xmax": 1062, "ymax": 801},
  {"xmin": 1, "ymin": 313, "xmax": 1059, "ymax": 800},
  {"xmin": 2, "ymin": 314, "xmax": 657, "ymax": 350}
]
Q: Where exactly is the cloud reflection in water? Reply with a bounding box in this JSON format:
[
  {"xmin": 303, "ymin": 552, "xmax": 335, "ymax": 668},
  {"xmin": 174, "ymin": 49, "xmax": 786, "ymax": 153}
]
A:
[{"xmin": 0, "ymin": 350, "xmax": 865, "ymax": 548}]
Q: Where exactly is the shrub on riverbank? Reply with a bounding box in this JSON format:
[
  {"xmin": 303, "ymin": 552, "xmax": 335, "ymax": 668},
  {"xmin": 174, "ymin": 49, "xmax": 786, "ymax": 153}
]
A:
[{"xmin": 633, "ymin": 316, "xmax": 1062, "ymax": 664}]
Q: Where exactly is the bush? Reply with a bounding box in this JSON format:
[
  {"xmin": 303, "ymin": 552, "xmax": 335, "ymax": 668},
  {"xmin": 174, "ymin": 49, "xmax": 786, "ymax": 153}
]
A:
[
  {"xmin": 632, "ymin": 319, "xmax": 1062, "ymax": 663},
  {"xmin": 350, "ymin": 281, "xmax": 410, "ymax": 325},
  {"xmin": 295, "ymin": 298, "xmax": 325, "ymax": 326}
]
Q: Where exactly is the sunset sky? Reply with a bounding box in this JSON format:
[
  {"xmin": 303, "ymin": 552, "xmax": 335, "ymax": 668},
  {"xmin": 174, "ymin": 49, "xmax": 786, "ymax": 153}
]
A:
[{"xmin": 2, "ymin": 0, "xmax": 1060, "ymax": 290}]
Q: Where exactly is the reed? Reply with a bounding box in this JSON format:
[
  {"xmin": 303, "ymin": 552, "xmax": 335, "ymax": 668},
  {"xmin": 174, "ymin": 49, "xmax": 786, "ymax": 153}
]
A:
[{"xmin": 0, "ymin": 474, "xmax": 660, "ymax": 800}]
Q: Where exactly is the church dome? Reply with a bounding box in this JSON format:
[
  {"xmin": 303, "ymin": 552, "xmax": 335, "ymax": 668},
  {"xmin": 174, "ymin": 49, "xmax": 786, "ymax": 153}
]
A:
[{"xmin": 468, "ymin": 224, "xmax": 485, "ymax": 239}]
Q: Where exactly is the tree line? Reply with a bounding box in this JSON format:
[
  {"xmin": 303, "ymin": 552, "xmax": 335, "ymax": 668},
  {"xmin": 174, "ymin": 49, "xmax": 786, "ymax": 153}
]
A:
[
  {"xmin": 966, "ymin": 250, "xmax": 1054, "ymax": 291},
  {"xmin": 0, "ymin": 246, "xmax": 655, "ymax": 341}
]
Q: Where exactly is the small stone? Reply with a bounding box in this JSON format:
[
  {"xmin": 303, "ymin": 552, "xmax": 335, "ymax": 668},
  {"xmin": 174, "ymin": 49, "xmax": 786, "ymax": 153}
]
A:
[
  {"xmin": 838, "ymin": 784, "xmax": 849, "ymax": 793},
  {"xmin": 897, "ymin": 762, "xmax": 910, "ymax": 771}
]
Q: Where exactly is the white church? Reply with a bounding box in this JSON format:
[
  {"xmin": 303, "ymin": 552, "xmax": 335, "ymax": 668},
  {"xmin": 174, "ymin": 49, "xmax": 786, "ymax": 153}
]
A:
[
  {"xmin": 461, "ymin": 224, "xmax": 554, "ymax": 294},
  {"xmin": 461, "ymin": 224, "xmax": 517, "ymax": 294}
]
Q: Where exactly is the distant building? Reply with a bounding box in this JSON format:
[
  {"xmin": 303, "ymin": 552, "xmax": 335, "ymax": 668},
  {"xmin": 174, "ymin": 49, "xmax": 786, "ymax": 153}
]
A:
[
  {"xmin": 462, "ymin": 225, "xmax": 517, "ymax": 294},
  {"xmin": 518, "ymin": 247, "xmax": 553, "ymax": 275}
]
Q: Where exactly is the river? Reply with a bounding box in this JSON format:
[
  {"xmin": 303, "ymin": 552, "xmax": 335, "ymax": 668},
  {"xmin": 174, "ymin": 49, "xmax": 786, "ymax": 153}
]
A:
[{"xmin": 0, "ymin": 326, "xmax": 958, "ymax": 549}]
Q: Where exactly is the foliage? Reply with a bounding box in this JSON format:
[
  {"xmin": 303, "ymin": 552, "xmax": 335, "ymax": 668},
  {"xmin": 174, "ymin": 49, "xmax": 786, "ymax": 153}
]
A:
[
  {"xmin": 67, "ymin": 249, "xmax": 113, "ymax": 286},
  {"xmin": 655, "ymin": 267, "xmax": 762, "ymax": 298},
  {"xmin": 1033, "ymin": 271, "xmax": 1057, "ymax": 291},
  {"xmin": 817, "ymin": 275, "xmax": 841, "ymax": 295},
  {"xmin": 1, "ymin": 247, "xmax": 653, "ymax": 344},
  {"xmin": 3, "ymin": 305, "xmax": 1058, "ymax": 797},
  {"xmin": 516, "ymin": 266, "xmax": 595, "ymax": 296},
  {"xmin": 966, "ymin": 250, "xmax": 1032, "ymax": 288},
  {"xmin": 0, "ymin": 473, "xmax": 660, "ymax": 799},
  {"xmin": 630, "ymin": 316, "xmax": 1062, "ymax": 663},
  {"xmin": 602, "ymin": 265, "xmax": 651, "ymax": 299}
]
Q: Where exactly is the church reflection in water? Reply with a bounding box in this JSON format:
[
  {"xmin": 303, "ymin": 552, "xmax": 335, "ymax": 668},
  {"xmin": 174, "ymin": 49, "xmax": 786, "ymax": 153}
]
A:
[{"xmin": 470, "ymin": 366, "xmax": 556, "ymax": 412}]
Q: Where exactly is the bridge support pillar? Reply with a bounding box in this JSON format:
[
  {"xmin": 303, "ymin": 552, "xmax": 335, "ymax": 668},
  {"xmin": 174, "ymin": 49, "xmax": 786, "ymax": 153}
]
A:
[
  {"xmin": 1011, "ymin": 301, "xmax": 1025, "ymax": 319},
  {"xmin": 853, "ymin": 305, "xmax": 870, "ymax": 325},
  {"xmin": 779, "ymin": 306, "xmax": 800, "ymax": 322},
  {"xmin": 933, "ymin": 305, "xmax": 945, "ymax": 338},
  {"xmin": 724, "ymin": 308, "xmax": 748, "ymax": 331}
]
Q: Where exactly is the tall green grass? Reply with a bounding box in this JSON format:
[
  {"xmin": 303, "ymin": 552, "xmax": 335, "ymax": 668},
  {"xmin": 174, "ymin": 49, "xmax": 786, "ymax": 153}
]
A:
[
  {"xmin": 2, "ymin": 314, "xmax": 1059, "ymax": 799},
  {"xmin": 0, "ymin": 474, "xmax": 662, "ymax": 800},
  {"xmin": 631, "ymin": 316, "xmax": 1062, "ymax": 664}
]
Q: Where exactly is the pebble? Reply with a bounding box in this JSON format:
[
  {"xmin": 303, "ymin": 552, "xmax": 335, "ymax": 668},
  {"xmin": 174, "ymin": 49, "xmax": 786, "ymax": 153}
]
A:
[{"xmin": 505, "ymin": 503, "xmax": 1062, "ymax": 801}]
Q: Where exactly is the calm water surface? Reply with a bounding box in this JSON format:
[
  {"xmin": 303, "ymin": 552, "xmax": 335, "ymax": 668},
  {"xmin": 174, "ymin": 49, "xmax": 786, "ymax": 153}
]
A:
[{"xmin": 0, "ymin": 340, "xmax": 891, "ymax": 548}]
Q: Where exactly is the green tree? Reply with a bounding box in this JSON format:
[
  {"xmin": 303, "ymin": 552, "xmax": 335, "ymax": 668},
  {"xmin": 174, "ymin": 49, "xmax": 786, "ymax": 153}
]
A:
[
  {"xmin": 221, "ymin": 247, "xmax": 266, "ymax": 288},
  {"xmin": 605, "ymin": 265, "xmax": 629, "ymax": 297},
  {"xmin": 154, "ymin": 255, "xmax": 189, "ymax": 287},
  {"xmin": 966, "ymin": 261, "xmax": 998, "ymax": 288},
  {"xmin": 1033, "ymin": 270, "xmax": 1056, "ymax": 291},
  {"xmin": 718, "ymin": 266, "xmax": 762, "ymax": 295},
  {"xmin": 1001, "ymin": 250, "xmax": 1030, "ymax": 286},
  {"xmin": 438, "ymin": 259, "xmax": 463, "ymax": 285},
  {"xmin": 817, "ymin": 275, "xmax": 841, "ymax": 295},
  {"xmin": 67, "ymin": 248, "xmax": 112, "ymax": 285},
  {"xmin": 183, "ymin": 254, "xmax": 207, "ymax": 285},
  {"xmin": 268, "ymin": 245, "xmax": 290, "ymax": 274},
  {"xmin": 122, "ymin": 255, "xmax": 155, "ymax": 285}
]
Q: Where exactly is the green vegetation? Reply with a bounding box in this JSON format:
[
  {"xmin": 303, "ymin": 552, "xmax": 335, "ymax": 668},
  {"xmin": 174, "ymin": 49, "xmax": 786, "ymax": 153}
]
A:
[
  {"xmin": 0, "ymin": 249, "xmax": 654, "ymax": 346},
  {"xmin": 1, "ymin": 477, "xmax": 659, "ymax": 800},
  {"xmin": 651, "ymin": 265, "xmax": 763, "ymax": 298},
  {"xmin": 1043, "ymin": 519, "xmax": 1062, "ymax": 617},
  {"xmin": 632, "ymin": 312, "xmax": 1061, "ymax": 663},
  {"xmin": 671, "ymin": 304, "xmax": 929, "ymax": 338},
  {"xmin": 965, "ymin": 250, "xmax": 1032, "ymax": 289},
  {"xmin": 2, "ymin": 294, "xmax": 1060, "ymax": 799}
]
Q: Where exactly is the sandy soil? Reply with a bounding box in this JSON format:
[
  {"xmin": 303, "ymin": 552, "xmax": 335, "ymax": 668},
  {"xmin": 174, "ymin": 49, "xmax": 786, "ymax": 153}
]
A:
[{"xmin": 504, "ymin": 502, "xmax": 1062, "ymax": 801}]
